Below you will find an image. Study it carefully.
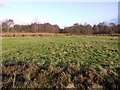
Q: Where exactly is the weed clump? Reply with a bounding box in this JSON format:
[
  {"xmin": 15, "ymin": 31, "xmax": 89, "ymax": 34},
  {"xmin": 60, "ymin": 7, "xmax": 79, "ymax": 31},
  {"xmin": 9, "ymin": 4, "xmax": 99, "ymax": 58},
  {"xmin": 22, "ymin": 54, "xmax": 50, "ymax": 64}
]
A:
[{"xmin": 1, "ymin": 61, "xmax": 120, "ymax": 89}]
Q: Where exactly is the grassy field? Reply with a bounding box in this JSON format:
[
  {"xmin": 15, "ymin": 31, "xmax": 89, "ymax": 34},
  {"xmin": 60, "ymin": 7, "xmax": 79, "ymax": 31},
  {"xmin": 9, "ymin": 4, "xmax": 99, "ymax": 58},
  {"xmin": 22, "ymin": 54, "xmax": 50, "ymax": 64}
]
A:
[
  {"xmin": 1, "ymin": 36, "xmax": 120, "ymax": 88},
  {"xmin": 2, "ymin": 36, "xmax": 119, "ymax": 67}
]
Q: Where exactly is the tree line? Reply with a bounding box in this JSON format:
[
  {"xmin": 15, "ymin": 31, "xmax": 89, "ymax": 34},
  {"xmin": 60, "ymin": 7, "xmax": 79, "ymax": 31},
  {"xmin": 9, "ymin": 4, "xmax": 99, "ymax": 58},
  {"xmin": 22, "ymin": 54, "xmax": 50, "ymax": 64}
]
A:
[{"xmin": 2, "ymin": 19, "xmax": 120, "ymax": 34}]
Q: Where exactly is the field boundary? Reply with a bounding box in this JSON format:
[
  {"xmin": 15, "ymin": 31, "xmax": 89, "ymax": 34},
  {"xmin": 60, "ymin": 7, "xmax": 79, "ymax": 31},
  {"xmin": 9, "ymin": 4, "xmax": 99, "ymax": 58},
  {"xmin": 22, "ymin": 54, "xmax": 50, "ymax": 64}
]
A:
[{"xmin": 0, "ymin": 33, "xmax": 119, "ymax": 37}]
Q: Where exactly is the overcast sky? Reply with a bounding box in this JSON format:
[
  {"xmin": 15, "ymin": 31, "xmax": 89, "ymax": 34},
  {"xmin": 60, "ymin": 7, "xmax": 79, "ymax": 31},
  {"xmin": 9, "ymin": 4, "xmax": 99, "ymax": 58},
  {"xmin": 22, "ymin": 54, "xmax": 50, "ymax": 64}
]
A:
[{"xmin": 0, "ymin": 0, "xmax": 119, "ymax": 28}]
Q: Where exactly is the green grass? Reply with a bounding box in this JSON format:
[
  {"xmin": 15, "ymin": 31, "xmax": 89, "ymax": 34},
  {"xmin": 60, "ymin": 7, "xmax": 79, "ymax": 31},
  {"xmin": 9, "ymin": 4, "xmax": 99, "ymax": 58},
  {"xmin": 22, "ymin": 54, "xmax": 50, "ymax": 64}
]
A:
[{"xmin": 2, "ymin": 36, "xmax": 119, "ymax": 68}]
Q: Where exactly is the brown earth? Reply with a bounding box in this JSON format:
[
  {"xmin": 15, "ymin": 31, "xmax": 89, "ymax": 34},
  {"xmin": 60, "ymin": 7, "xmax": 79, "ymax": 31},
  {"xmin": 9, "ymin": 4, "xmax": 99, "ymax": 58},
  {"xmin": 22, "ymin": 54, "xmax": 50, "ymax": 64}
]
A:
[{"xmin": 1, "ymin": 61, "xmax": 120, "ymax": 89}]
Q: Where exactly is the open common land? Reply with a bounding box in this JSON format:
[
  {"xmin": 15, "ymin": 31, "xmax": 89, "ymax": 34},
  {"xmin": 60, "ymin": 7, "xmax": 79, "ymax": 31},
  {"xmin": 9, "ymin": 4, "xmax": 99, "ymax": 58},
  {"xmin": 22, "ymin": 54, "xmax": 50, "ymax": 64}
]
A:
[{"xmin": 1, "ymin": 35, "xmax": 120, "ymax": 89}]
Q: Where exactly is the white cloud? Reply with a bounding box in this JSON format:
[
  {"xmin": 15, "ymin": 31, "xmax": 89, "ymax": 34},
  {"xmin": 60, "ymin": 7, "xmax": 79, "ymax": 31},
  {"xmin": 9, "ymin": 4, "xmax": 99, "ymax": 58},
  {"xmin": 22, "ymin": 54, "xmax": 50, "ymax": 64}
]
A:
[{"xmin": 0, "ymin": 0, "xmax": 9, "ymax": 7}]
